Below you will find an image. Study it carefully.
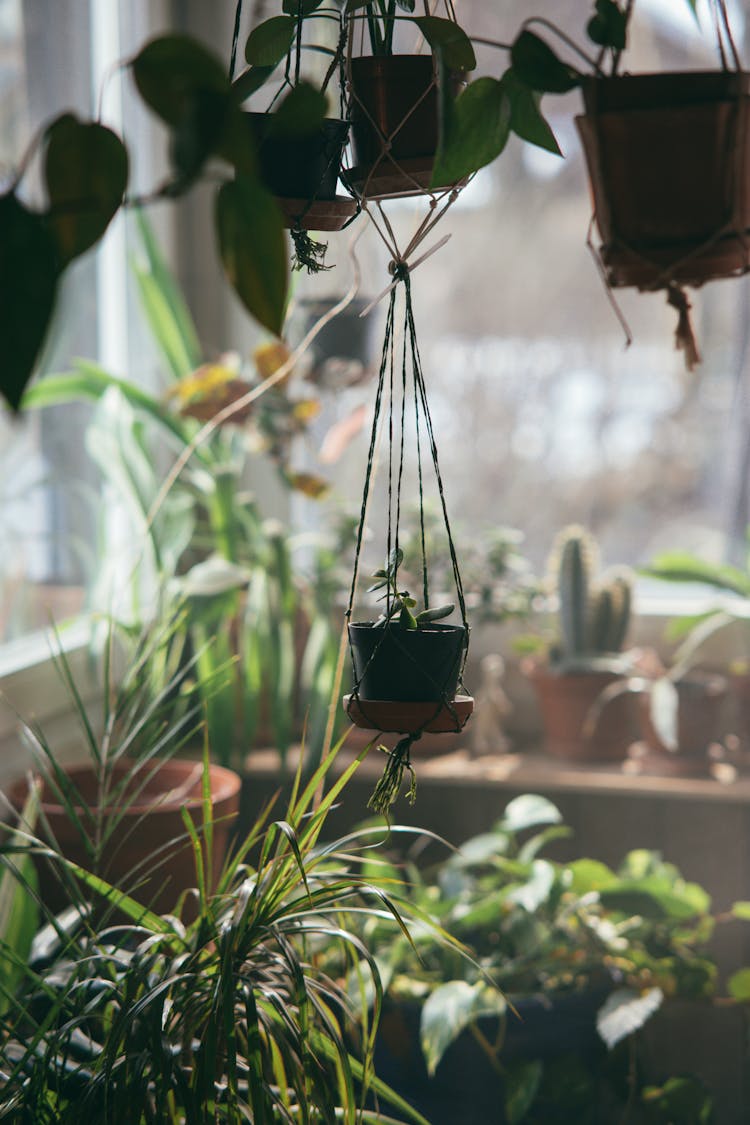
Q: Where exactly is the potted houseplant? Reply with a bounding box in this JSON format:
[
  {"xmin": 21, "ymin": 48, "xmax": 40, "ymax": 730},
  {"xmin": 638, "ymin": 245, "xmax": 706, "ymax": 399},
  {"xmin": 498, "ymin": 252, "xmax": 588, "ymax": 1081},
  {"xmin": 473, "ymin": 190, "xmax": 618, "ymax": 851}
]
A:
[
  {"xmin": 524, "ymin": 524, "xmax": 638, "ymax": 762},
  {"xmin": 9, "ymin": 616, "xmax": 241, "ymax": 916},
  {"xmin": 334, "ymin": 794, "xmax": 723, "ymax": 1123},
  {"xmin": 342, "ymin": 1, "xmax": 478, "ymax": 198},
  {"xmin": 22, "ymin": 214, "xmax": 342, "ymax": 774},
  {"xmin": 508, "ymin": 0, "xmax": 750, "ymax": 365},
  {"xmin": 0, "ymin": 731, "xmax": 450, "ymax": 1123},
  {"xmin": 236, "ymin": 0, "xmax": 358, "ymax": 268}
]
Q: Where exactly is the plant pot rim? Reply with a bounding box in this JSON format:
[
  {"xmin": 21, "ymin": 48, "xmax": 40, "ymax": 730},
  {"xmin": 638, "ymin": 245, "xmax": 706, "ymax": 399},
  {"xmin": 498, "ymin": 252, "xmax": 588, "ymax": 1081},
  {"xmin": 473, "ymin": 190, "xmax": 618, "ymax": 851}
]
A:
[
  {"xmin": 349, "ymin": 620, "xmax": 466, "ymax": 636},
  {"xmin": 20, "ymin": 758, "xmax": 241, "ymax": 818}
]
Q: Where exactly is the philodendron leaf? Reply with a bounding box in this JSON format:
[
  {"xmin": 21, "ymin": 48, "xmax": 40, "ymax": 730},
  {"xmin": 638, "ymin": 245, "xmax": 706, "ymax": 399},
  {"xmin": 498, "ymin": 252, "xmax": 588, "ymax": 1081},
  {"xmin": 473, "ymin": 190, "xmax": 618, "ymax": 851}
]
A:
[
  {"xmin": 414, "ymin": 16, "xmax": 476, "ymax": 72},
  {"xmin": 506, "ymin": 859, "xmax": 556, "ymax": 913},
  {"xmin": 729, "ymin": 967, "xmax": 750, "ymax": 1001},
  {"xmin": 596, "ymin": 987, "xmax": 663, "ymax": 1049},
  {"xmin": 502, "ymin": 68, "xmax": 562, "ymax": 155},
  {"xmin": 431, "ymin": 77, "xmax": 511, "ymax": 187},
  {"xmin": 421, "ymin": 981, "xmax": 506, "ymax": 1075},
  {"xmin": 505, "ymin": 1060, "xmax": 543, "ymax": 1125},
  {"xmin": 44, "ymin": 114, "xmax": 128, "ymax": 264},
  {"xmin": 232, "ymin": 65, "xmax": 277, "ymax": 102},
  {"xmin": 510, "ymin": 30, "xmax": 580, "ymax": 94},
  {"xmin": 215, "ymin": 177, "xmax": 288, "ymax": 337},
  {"xmin": 269, "ymin": 82, "xmax": 328, "ymax": 138},
  {"xmin": 500, "ymin": 794, "xmax": 562, "ymax": 834},
  {"xmin": 132, "ymin": 35, "xmax": 230, "ymax": 127},
  {"xmin": 587, "ymin": 0, "xmax": 628, "ymax": 50},
  {"xmin": 245, "ymin": 16, "xmax": 296, "ymax": 68},
  {"xmin": 0, "ymin": 192, "xmax": 60, "ymax": 412}
]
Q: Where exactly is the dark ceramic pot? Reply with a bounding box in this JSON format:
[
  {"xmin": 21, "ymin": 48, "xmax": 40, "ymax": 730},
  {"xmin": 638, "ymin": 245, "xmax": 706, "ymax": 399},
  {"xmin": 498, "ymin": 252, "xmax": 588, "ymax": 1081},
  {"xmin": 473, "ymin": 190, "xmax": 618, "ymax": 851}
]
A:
[
  {"xmin": 246, "ymin": 112, "xmax": 349, "ymax": 200},
  {"xmin": 348, "ymin": 621, "xmax": 466, "ymax": 703}
]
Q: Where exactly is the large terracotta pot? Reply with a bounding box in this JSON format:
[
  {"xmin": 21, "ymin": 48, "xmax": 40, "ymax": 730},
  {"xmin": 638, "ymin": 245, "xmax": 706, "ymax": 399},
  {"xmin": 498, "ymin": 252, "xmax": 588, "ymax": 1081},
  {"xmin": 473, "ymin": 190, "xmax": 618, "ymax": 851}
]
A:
[
  {"xmin": 576, "ymin": 71, "xmax": 750, "ymax": 289},
  {"xmin": 528, "ymin": 665, "xmax": 637, "ymax": 762},
  {"xmin": 12, "ymin": 758, "xmax": 241, "ymax": 914}
]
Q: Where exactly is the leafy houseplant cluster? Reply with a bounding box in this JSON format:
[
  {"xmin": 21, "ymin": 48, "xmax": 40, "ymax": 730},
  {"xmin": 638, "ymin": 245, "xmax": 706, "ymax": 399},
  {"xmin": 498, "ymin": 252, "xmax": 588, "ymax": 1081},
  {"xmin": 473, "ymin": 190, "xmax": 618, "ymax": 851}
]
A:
[
  {"xmin": 332, "ymin": 793, "xmax": 749, "ymax": 1123},
  {"xmin": 21, "ymin": 213, "xmax": 345, "ymax": 772}
]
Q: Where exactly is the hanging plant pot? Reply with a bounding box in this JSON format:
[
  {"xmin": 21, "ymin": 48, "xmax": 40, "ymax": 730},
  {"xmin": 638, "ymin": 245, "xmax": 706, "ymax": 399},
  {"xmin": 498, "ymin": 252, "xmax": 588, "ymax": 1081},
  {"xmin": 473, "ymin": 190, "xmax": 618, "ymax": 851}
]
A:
[
  {"xmin": 575, "ymin": 71, "xmax": 750, "ymax": 291},
  {"xmin": 345, "ymin": 621, "xmax": 471, "ymax": 734},
  {"xmin": 347, "ymin": 56, "xmax": 464, "ymax": 199},
  {"xmin": 246, "ymin": 113, "xmax": 356, "ymax": 231}
]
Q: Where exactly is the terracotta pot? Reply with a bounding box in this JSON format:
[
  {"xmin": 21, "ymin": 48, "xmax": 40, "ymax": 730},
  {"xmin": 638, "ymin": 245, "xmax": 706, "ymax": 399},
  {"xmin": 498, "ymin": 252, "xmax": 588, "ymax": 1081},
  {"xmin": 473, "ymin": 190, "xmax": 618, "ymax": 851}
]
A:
[
  {"xmin": 575, "ymin": 71, "xmax": 750, "ymax": 289},
  {"xmin": 347, "ymin": 55, "xmax": 464, "ymax": 197},
  {"xmin": 528, "ymin": 665, "xmax": 637, "ymax": 762},
  {"xmin": 12, "ymin": 759, "xmax": 241, "ymax": 914},
  {"xmin": 638, "ymin": 672, "xmax": 728, "ymax": 761}
]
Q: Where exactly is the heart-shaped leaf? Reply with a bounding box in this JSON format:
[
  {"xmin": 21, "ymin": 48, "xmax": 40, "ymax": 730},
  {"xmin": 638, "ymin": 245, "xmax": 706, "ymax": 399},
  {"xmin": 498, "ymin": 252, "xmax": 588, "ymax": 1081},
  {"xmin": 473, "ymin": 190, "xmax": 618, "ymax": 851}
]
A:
[
  {"xmin": 245, "ymin": 16, "xmax": 296, "ymax": 68},
  {"xmin": 215, "ymin": 178, "xmax": 288, "ymax": 337},
  {"xmin": 269, "ymin": 82, "xmax": 328, "ymax": 138},
  {"xmin": 44, "ymin": 114, "xmax": 128, "ymax": 264},
  {"xmin": 587, "ymin": 0, "xmax": 628, "ymax": 50},
  {"xmin": 431, "ymin": 76, "xmax": 510, "ymax": 186},
  {"xmin": 414, "ymin": 15, "xmax": 476, "ymax": 72},
  {"xmin": 0, "ymin": 193, "xmax": 60, "ymax": 412},
  {"xmin": 132, "ymin": 35, "xmax": 230, "ymax": 127},
  {"xmin": 597, "ymin": 987, "xmax": 663, "ymax": 1049},
  {"xmin": 502, "ymin": 68, "xmax": 562, "ymax": 155},
  {"xmin": 421, "ymin": 981, "xmax": 506, "ymax": 1075},
  {"xmin": 510, "ymin": 30, "xmax": 580, "ymax": 94}
]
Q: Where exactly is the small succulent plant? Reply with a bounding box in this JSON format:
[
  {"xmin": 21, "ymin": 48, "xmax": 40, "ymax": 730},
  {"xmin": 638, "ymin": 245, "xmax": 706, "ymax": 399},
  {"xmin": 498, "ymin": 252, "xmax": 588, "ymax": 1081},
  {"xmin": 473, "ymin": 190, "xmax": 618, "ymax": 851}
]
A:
[{"xmin": 368, "ymin": 547, "xmax": 454, "ymax": 630}]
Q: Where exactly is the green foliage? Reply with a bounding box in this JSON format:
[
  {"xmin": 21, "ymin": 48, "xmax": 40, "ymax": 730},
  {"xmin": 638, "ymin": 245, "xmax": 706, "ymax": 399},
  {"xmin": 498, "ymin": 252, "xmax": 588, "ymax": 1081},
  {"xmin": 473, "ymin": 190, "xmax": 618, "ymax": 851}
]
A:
[
  {"xmin": 367, "ymin": 548, "xmax": 454, "ymax": 630},
  {"xmin": 0, "ymin": 735, "xmax": 439, "ymax": 1122},
  {"xmin": 327, "ymin": 794, "xmax": 723, "ymax": 1121}
]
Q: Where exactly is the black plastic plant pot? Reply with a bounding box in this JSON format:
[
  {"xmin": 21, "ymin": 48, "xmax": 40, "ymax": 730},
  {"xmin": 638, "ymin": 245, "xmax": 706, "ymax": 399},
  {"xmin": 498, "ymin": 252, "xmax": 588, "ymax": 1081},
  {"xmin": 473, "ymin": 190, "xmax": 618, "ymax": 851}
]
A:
[
  {"xmin": 348, "ymin": 621, "xmax": 466, "ymax": 703},
  {"xmin": 245, "ymin": 113, "xmax": 350, "ymax": 201}
]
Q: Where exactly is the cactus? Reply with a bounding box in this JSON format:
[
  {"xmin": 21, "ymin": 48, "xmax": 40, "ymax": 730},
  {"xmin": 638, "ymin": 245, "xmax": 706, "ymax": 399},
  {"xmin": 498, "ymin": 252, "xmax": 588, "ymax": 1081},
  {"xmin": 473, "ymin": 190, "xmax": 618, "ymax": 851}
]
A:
[{"xmin": 547, "ymin": 525, "xmax": 632, "ymax": 671}]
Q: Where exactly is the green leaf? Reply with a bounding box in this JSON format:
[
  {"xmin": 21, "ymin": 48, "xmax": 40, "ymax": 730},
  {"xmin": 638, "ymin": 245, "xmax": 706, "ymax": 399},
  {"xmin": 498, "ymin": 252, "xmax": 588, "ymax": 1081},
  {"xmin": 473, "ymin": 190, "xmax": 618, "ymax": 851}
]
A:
[
  {"xmin": 641, "ymin": 1076, "xmax": 712, "ymax": 1124},
  {"xmin": 596, "ymin": 987, "xmax": 663, "ymax": 1049},
  {"xmin": 215, "ymin": 177, "xmax": 288, "ymax": 337},
  {"xmin": 503, "ymin": 68, "xmax": 562, "ymax": 155},
  {"xmin": 510, "ymin": 30, "xmax": 580, "ymax": 94},
  {"xmin": 232, "ymin": 65, "xmax": 278, "ymax": 102},
  {"xmin": 416, "ymin": 604, "xmax": 454, "ymax": 624},
  {"xmin": 431, "ymin": 77, "xmax": 511, "ymax": 186},
  {"xmin": 728, "ymin": 967, "xmax": 750, "ymax": 1001},
  {"xmin": 44, "ymin": 114, "xmax": 128, "ymax": 264},
  {"xmin": 643, "ymin": 552, "xmax": 750, "ymax": 597},
  {"xmin": 420, "ymin": 981, "xmax": 506, "ymax": 1075},
  {"xmin": 0, "ymin": 783, "xmax": 40, "ymax": 1015},
  {"xmin": 131, "ymin": 35, "xmax": 230, "ymax": 128},
  {"xmin": 587, "ymin": 0, "xmax": 628, "ymax": 50},
  {"xmin": 500, "ymin": 794, "xmax": 562, "ymax": 834},
  {"xmin": 245, "ymin": 16, "xmax": 296, "ymax": 68},
  {"xmin": 414, "ymin": 16, "xmax": 476, "ymax": 72},
  {"xmin": 731, "ymin": 901, "xmax": 750, "ymax": 921},
  {"xmin": 269, "ymin": 82, "xmax": 328, "ymax": 138},
  {"xmin": 134, "ymin": 209, "xmax": 202, "ymax": 376},
  {"xmin": 505, "ymin": 1059, "xmax": 543, "ymax": 1125},
  {"xmin": 171, "ymin": 88, "xmax": 234, "ymax": 187},
  {"xmin": 568, "ymin": 858, "xmax": 617, "ymax": 895},
  {"xmin": 0, "ymin": 192, "xmax": 59, "ymax": 412},
  {"xmin": 506, "ymin": 859, "xmax": 555, "ymax": 913}
]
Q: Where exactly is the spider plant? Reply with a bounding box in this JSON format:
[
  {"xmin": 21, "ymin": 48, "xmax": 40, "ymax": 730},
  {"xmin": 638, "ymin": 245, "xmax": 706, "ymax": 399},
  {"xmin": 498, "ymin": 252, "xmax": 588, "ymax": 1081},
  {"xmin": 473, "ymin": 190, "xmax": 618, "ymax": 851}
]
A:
[{"xmin": 0, "ymin": 733, "xmax": 461, "ymax": 1124}]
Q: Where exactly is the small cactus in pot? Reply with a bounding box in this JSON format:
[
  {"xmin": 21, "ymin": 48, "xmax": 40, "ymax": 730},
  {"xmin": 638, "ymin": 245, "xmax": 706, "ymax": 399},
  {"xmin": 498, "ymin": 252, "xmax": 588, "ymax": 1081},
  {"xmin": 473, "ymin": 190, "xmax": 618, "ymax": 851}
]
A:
[
  {"xmin": 526, "ymin": 525, "xmax": 637, "ymax": 762},
  {"xmin": 548, "ymin": 525, "xmax": 633, "ymax": 673}
]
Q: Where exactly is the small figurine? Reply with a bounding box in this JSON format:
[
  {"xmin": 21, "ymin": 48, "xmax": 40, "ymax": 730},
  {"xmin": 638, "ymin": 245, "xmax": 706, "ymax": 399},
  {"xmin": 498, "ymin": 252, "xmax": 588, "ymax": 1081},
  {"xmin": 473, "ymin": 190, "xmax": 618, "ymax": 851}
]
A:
[{"xmin": 471, "ymin": 653, "xmax": 512, "ymax": 756}]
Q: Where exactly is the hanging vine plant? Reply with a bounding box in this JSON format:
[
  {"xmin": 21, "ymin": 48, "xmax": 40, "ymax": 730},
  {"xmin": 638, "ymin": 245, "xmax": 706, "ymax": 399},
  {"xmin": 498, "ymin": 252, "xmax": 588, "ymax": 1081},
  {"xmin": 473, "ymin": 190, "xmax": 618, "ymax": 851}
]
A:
[{"xmin": 343, "ymin": 266, "xmax": 473, "ymax": 816}]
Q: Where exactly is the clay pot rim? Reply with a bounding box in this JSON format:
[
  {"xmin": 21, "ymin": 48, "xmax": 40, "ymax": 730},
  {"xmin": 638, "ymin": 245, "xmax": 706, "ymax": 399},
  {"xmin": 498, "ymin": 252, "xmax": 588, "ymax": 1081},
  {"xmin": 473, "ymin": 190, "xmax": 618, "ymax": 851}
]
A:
[{"xmin": 15, "ymin": 759, "xmax": 241, "ymax": 818}]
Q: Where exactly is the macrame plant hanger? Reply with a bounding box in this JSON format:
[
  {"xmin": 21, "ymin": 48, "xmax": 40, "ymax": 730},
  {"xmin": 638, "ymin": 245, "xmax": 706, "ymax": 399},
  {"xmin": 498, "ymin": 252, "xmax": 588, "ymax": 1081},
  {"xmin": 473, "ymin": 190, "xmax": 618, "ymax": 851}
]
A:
[{"xmin": 344, "ymin": 264, "xmax": 473, "ymax": 817}]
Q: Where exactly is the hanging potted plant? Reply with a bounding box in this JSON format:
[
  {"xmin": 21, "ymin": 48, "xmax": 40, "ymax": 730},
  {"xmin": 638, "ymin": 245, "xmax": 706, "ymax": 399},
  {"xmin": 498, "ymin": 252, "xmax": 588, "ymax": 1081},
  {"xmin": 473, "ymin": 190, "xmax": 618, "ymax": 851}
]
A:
[
  {"xmin": 342, "ymin": 0, "xmax": 477, "ymax": 199},
  {"xmin": 231, "ymin": 0, "xmax": 357, "ymax": 269},
  {"xmin": 523, "ymin": 524, "xmax": 638, "ymax": 762},
  {"xmin": 508, "ymin": 0, "xmax": 750, "ymax": 368}
]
